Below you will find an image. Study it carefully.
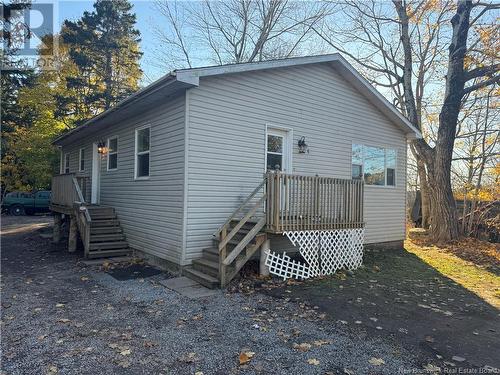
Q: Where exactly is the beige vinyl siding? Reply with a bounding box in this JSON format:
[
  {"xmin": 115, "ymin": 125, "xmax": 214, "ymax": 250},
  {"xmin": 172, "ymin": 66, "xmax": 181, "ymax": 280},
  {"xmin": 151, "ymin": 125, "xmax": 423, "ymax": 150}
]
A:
[
  {"xmin": 59, "ymin": 94, "xmax": 186, "ymax": 263},
  {"xmin": 185, "ymin": 63, "xmax": 407, "ymax": 263}
]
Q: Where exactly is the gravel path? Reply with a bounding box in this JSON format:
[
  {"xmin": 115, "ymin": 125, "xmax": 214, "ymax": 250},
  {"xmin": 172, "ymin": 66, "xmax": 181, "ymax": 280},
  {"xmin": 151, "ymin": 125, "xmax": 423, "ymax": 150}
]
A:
[{"xmin": 1, "ymin": 216, "xmax": 423, "ymax": 374}]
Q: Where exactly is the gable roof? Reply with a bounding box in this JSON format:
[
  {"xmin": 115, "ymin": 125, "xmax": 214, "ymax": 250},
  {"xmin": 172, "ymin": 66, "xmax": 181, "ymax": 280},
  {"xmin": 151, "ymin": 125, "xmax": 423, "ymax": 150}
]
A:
[{"xmin": 53, "ymin": 53, "xmax": 421, "ymax": 145}]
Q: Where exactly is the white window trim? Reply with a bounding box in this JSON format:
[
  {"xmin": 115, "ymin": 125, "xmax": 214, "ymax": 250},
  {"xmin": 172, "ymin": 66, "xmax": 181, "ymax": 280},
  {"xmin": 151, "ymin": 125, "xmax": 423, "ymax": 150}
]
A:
[
  {"xmin": 64, "ymin": 153, "xmax": 70, "ymax": 174},
  {"xmin": 351, "ymin": 142, "xmax": 397, "ymax": 188},
  {"xmin": 79, "ymin": 148, "xmax": 85, "ymax": 172},
  {"xmin": 107, "ymin": 136, "xmax": 118, "ymax": 171},
  {"xmin": 134, "ymin": 125, "xmax": 151, "ymax": 180}
]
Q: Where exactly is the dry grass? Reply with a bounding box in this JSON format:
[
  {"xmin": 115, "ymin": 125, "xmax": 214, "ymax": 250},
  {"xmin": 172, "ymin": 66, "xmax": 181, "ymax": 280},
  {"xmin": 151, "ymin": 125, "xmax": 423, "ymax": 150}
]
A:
[{"xmin": 405, "ymin": 238, "xmax": 500, "ymax": 309}]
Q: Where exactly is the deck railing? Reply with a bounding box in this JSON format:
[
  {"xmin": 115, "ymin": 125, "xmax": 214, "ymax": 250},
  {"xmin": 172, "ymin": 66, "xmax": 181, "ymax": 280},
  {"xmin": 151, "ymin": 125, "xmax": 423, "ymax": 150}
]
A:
[
  {"xmin": 265, "ymin": 172, "xmax": 364, "ymax": 232},
  {"xmin": 51, "ymin": 173, "xmax": 86, "ymax": 207}
]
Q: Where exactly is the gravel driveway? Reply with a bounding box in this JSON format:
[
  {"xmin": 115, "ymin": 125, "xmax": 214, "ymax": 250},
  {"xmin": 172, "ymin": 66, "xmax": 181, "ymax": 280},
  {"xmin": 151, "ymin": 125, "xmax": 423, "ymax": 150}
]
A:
[{"xmin": 1, "ymin": 215, "xmax": 423, "ymax": 374}]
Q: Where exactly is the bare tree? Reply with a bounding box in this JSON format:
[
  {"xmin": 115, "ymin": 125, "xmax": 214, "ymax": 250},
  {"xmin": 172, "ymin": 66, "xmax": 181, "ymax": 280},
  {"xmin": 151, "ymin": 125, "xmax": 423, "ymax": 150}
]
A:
[
  {"xmin": 453, "ymin": 87, "xmax": 499, "ymax": 235},
  {"xmin": 152, "ymin": 0, "xmax": 332, "ymax": 69},
  {"xmin": 315, "ymin": 0, "xmax": 499, "ymax": 242}
]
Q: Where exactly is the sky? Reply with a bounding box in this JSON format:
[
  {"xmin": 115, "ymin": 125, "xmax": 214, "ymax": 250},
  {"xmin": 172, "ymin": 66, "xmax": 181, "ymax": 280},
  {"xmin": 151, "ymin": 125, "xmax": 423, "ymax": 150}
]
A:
[{"xmin": 57, "ymin": 0, "xmax": 172, "ymax": 84}]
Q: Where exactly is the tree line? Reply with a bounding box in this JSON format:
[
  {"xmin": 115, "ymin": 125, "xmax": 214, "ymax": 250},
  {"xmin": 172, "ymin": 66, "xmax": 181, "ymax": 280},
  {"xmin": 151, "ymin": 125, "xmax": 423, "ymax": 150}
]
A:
[{"xmin": 1, "ymin": 0, "xmax": 142, "ymax": 193}]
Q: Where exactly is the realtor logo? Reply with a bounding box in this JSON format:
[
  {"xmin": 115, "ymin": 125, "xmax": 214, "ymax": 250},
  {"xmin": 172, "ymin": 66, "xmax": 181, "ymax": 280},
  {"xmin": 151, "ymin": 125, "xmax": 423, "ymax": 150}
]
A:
[{"xmin": 1, "ymin": 1, "xmax": 58, "ymax": 70}]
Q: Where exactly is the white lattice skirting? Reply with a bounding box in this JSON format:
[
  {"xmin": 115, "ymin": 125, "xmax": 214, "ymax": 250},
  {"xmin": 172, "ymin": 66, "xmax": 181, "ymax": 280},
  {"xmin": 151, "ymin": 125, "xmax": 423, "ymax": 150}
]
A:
[{"xmin": 265, "ymin": 228, "xmax": 365, "ymax": 280}]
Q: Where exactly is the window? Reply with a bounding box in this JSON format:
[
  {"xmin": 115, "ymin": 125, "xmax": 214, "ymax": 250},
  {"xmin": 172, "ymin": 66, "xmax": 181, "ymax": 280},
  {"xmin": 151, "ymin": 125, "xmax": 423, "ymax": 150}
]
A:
[
  {"xmin": 352, "ymin": 144, "xmax": 397, "ymax": 186},
  {"xmin": 266, "ymin": 134, "xmax": 284, "ymax": 171},
  {"xmin": 64, "ymin": 153, "xmax": 70, "ymax": 174},
  {"xmin": 107, "ymin": 137, "xmax": 118, "ymax": 170},
  {"xmin": 135, "ymin": 127, "xmax": 150, "ymax": 178},
  {"xmin": 79, "ymin": 148, "xmax": 85, "ymax": 171}
]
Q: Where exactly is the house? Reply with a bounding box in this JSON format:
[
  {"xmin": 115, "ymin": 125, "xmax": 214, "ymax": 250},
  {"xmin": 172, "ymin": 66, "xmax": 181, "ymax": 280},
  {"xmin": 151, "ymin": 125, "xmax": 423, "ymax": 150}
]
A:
[{"xmin": 50, "ymin": 54, "xmax": 421, "ymax": 288}]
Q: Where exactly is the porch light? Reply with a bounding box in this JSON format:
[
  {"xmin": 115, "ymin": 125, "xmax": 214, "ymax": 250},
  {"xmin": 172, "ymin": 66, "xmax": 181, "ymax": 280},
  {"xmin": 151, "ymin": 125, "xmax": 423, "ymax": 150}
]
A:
[
  {"xmin": 97, "ymin": 140, "xmax": 108, "ymax": 154},
  {"xmin": 298, "ymin": 136, "xmax": 309, "ymax": 154}
]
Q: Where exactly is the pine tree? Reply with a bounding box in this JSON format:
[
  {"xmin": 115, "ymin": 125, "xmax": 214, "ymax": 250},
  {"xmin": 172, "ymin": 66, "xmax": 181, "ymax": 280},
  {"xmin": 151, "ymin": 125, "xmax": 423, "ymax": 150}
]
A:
[{"xmin": 60, "ymin": 0, "xmax": 142, "ymax": 123}]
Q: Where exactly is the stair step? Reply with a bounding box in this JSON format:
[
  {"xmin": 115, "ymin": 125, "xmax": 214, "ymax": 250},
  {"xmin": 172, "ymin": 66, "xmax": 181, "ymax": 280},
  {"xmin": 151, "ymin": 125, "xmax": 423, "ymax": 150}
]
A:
[
  {"xmin": 183, "ymin": 267, "xmax": 219, "ymax": 289},
  {"xmin": 202, "ymin": 247, "xmax": 219, "ymax": 262},
  {"xmin": 90, "ymin": 227, "xmax": 122, "ymax": 235},
  {"xmin": 89, "ymin": 214, "xmax": 117, "ymax": 220},
  {"xmin": 91, "ymin": 219, "xmax": 120, "ymax": 227},
  {"xmin": 89, "ymin": 241, "xmax": 128, "ymax": 250},
  {"xmin": 90, "ymin": 233, "xmax": 125, "ymax": 242},
  {"xmin": 86, "ymin": 249, "xmax": 131, "ymax": 259},
  {"xmin": 192, "ymin": 258, "xmax": 219, "ymax": 278}
]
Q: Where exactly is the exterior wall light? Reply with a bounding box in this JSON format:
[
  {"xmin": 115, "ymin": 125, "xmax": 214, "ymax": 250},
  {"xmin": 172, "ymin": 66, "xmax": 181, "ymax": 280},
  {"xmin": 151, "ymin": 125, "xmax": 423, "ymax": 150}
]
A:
[
  {"xmin": 298, "ymin": 136, "xmax": 309, "ymax": 154},
  {"xmin": 97, "ymin": 140, "xmax": 108, "ymax": 154}
]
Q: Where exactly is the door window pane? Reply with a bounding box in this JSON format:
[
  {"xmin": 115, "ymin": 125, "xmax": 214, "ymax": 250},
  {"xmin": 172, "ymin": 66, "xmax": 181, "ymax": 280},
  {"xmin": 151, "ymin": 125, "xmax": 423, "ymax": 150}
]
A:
[
  {"xmin": 363, "ymin": 146, "xmax": 385, "ymax": 185},
  {"xmin": 267, "ymin": 154, "xmax": 282, "ymax": 171},
  {"xmin": 267, "ymin": 135, "xmax": 283, "ymax": 153}
]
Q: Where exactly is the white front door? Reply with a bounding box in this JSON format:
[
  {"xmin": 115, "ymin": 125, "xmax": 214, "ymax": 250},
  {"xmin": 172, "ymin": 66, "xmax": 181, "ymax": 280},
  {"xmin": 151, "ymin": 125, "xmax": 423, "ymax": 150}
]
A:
[
  {"xmin": 266, "ymin": 127, "xmax": 292, "ymax": 173},
  {"xmin": 91, "ymin": 143, "xmax": 100, "ymax": 204}
]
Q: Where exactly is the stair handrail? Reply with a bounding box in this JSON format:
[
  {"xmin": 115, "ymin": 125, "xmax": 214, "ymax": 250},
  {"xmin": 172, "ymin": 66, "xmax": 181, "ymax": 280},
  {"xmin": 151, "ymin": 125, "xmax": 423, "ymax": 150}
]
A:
[
  {"xmin": 213, "ymin": 176, "xmax": 267, "ymax": 237},
  {"xmin": 71, "ymin": 176, "xmax": 86, "ymax": 205}
]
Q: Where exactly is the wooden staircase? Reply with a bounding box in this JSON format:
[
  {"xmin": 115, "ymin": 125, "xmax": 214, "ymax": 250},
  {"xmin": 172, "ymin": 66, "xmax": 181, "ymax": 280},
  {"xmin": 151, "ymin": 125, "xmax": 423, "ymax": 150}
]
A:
[
  {"xmin": 78, "ymin": 206, "xmax": 131, "ymax": 259},
  {"xmin": 184, "ymin": 177, "xmax": 269, "ymax": 289},
  {"xmin": 183, "ymin": 219, "xmax": 267, "ymax": 289}
]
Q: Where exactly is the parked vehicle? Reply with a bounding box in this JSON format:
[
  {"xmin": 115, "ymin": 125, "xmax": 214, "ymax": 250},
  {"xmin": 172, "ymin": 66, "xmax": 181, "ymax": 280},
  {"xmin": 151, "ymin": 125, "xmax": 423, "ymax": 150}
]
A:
[{"xmin": 2, "ymin": 191, "xmax": 52, "ymax": 215}]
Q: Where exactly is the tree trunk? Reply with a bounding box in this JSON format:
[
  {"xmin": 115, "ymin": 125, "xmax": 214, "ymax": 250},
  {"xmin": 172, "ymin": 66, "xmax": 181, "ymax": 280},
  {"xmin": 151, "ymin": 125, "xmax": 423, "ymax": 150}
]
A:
[
  {"xmin": 416, "ymin": 160, "xmax": 431, "ymax": 228},
  {"xmin": 426, "ymin": 0, "xmax": 473, "ymax": 242}
]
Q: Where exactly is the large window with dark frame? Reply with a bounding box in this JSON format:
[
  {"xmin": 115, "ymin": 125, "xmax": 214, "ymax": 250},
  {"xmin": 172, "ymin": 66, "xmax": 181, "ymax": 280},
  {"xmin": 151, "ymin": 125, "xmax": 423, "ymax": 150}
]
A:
[
  {"xmin": 352, "ymin": 144, "xmax": 396, "ymax": 186},
  {"xmin": 135, "ymin": 127, "xmax": 150, "ymax": 178}
]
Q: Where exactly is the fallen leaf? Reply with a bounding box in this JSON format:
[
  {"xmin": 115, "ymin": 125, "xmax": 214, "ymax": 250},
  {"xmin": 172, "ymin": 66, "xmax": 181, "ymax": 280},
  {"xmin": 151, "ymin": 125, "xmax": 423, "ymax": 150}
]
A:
[
  {"xmin": 57, "ymin": 319, "xmax": 70, "ymax": 324},
  {"xmin": 307, "ymin": 358, "xmax": 320, "ymax": 366},
  {"xmin": 293, "ymin": 342, "xmax": 312, "ymax": 352},
  {"xmin": 313, "ymin": 340, "xmax": 331, "ymax": 347},
  {"xmin": 239, "ymin": 351, "xmax": 255, "ymax": 365},
  {"xmin": 423, "ymin": 364, "xmax": 441, "ymax": 373},
  {"xmin": 120, "ymin": 349, "xmax": 131, "ymax": 356},
  {"xmin": 179, "ymin": 352, "xmax": 198, "ymax": 363},
  {"xmin": 117, "ymin": 360, "xmax": 130, "ymax": 368},
  {"xmin": 369, "ymin": 357, "xmax": 385, "ymax": 366}
]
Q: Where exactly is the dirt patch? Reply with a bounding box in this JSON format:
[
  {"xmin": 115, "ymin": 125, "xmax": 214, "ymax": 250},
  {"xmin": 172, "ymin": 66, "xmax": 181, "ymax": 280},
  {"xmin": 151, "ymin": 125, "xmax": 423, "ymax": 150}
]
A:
[
  {"xmin": 107, "ymin": 264, "xmax": 163, "ymax": 281},
  {"xmin": 259, "ymin": 247, "xmax": 500, "ymax": 371}
]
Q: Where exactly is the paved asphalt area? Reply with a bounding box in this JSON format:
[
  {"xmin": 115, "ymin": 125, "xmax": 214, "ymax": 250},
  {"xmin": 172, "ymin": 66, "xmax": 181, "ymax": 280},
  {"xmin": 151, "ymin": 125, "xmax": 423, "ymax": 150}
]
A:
[{"xmin": 1, "ymin": 215, "xmax": 490, "ymax": 374}]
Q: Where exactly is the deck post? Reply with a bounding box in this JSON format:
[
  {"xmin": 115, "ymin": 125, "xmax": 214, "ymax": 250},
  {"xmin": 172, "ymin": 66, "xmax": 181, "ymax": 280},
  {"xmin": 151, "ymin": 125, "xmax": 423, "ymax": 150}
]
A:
[
  {"xmin": 53, "ymin": 213, "xmax": 62, "ymax": 243},
  {"xmin": 259, "ymin": 239, "xmax": 270, "ymax": 276},
  {"xmin": 68, "ymin": 215, "xmax": 78, "ymax": 252}
]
